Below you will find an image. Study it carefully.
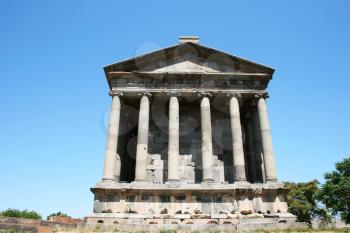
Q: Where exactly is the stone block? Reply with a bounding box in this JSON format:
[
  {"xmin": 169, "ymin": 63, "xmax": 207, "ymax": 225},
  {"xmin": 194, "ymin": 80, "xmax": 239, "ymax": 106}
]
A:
[
  {"xmin": 210, "ymin": 214, "xmax": 228, "ymax": 219},
  {"xmin": 227, "ymin": 213, "xmax": 238, "ymax": 219},
  {"xmin": 219, "ymin": 219, "xmax": 236, "ymax": 225},
  {"xmin": 191, "ymin": 214, "xmax": 211, "ymax": 219},
  {"xmin": 275, "ymin": 212, "xmax": 296, "ymax": 218},
  {"xmin": 246, "ymin": 213, "xmax": 264, "ymax": 218},
  {"xmin": 174, "ymin": 214, "xmax": 191, "ymax": 219}
]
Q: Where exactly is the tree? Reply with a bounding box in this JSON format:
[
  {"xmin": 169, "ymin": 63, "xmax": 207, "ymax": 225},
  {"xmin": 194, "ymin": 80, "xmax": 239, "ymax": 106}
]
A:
[
  {"xmin": 284, "ymin": 180, "xmax": 330, "ymax": 225},
  {"xmin": 47, "ymin": 211, "xmax": 70, "ymax": 220},
  {"xmin": 0, "ymin": 208, "xmax": 42, "ymax": 220},
  {"xmin": 317, "ymin": 157, "xmax": 350, "ymax": 223}
]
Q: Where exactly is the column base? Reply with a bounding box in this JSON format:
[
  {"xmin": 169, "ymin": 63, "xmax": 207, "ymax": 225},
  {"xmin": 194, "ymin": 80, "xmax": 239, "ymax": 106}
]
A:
[
  {"xmin": 201, "ymin": 179, "xmax": 214, "ymax": 184},
  {"xmin": 266, "ymin": 178, "xmax": 278, "ymax": 182},
  {"xmin": 165, "ymin": 180, "xmax": 180, "ymax": 187},
  {"xmin": 101, "ymin": 177, "xmax": 115, "ymax": 182},
  {"xmin": 233, "ymin": 180, "xmax": 251, "ymax": 186},
  {"xmin": 234, "ymin": 178, "xmax": 249, "ymax": 182},
  {"xmin": 132, "ymin": 180, "xmax": 148, "ymax": 185},
  {"xmin": 166, "ymin": 179, "xmax": 180, "ymax": 183}
]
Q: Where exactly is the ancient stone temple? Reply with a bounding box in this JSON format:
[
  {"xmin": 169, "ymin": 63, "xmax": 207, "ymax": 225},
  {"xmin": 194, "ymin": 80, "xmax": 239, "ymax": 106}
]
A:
[{"xmin": 87, "ymin": 36, "xmax": 297, "ymax": 229}]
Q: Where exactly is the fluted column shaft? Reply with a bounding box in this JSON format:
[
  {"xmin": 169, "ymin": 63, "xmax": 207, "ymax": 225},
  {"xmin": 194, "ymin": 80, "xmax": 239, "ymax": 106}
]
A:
[
  {"xmin": 257, "ymin": 96, "xmax": 277, "ymax": 182},
  {"xmin": 102, "ymin": 91, "xmax": 122, "ymax": 182},
  {"xmin": 134, "ymin": 94, "xmax": 150, "ymax": 182},
  {"xmin": 246, "ymin": 121, "xmax": 257, "ymax": 182},
  {"xmin": 200, "ymin": 96, "xmax": 214, "ymax": 182},
  {"xmin": 229, "ymin": 95, "xmax": 246, "ymax": 181},
  {"xmin": 168, "ymin": 95, "xmax": 180, "ymax": 181},
  {"xmin": 251, "ymin": 107, "xmax": 265, "ymax": 182}
]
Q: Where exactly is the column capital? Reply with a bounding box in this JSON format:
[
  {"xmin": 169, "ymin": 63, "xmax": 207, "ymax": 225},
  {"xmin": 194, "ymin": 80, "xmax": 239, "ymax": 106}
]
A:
[
  {"xmin": 197, "ymin": 91, "xmax": 212, "ymax": 98},
  {"xmin": 227, "ymin": 92, "xmax": 242, "ymax": 99},
  {"xmin": 254, "ymin": 92, "xmax": 269, "ymax": 99},
  {"xmin": 167, "ymin": 91, "xmax": 181, "ymax": 98},
  {"xmin": 109, "ymin": 90, "xmax": 123, "ymax": 97},
  {"xmin": 138, "ymin": 92, "xmax": 152, "ymax": 97}
]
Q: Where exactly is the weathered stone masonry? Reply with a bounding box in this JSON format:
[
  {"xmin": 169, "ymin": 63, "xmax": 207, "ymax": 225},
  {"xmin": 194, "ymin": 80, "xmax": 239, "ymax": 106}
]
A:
[{"xmin": 87, "ymin": 37, "xmax": 295, "ymax": 226}]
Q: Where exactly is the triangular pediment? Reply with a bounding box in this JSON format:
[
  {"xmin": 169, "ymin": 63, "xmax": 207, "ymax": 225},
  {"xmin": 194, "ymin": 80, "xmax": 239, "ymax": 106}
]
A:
[
  {"xmin": 104, "ymin": 42, "xmax": 274, "ymax": 76},
  {"xmin": 151, "ymin": 60, "xmax": 220, "ymax": 73}
]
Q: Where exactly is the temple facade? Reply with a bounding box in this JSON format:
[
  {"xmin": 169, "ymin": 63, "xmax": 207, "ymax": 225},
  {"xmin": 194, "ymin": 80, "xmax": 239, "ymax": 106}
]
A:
[{"xmin": 87, "ymin": 37, "xmax": 296, "ymax": 228}]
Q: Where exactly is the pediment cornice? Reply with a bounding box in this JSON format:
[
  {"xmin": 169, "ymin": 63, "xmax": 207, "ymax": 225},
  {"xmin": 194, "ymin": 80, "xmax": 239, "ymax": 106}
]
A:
[{"xmin": 104, "ymin": 43, "xmax": 274, "ymax": 75}]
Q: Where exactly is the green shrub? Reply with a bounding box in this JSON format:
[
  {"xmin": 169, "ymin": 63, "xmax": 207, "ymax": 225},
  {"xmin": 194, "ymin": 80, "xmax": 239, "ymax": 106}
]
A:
[
  {"xmin": 284, "ymin": 180, "xmax": 330, "ymax": 225},
  {"xmin": 0, "ymin": 208, "xmax": 42, "ymax": 220},
  {"xmin": 317, "ymin": 157, "xmax": 350, "ymax": 224},
  {"xmin": 47, "ymin": 211, "xmax": 69, "ymax": 220}
]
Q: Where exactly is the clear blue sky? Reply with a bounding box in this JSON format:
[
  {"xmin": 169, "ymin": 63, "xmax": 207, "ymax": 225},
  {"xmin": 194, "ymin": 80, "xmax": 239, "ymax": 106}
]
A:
[{"xmin": 0, "ymin": 0, "xmax": 349, "ymax": 219}]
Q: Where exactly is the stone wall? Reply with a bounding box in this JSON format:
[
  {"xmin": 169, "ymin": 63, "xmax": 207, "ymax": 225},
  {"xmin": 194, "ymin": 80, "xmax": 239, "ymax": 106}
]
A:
[
  {"xmin": 92, "ymin": 184, "xmax": 289, "ymax": 216},
  {"xmin": 85, "ymin": 214, "xmax": 305, "ymax": 230}
]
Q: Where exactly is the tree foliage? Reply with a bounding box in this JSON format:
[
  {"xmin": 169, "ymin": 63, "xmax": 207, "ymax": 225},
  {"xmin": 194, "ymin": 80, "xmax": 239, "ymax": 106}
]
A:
[
  {"xmin": 317, "ymin": 157, "xmax": 350, "ymax": 223},
  {"xmin": 47, "ymin": 211, "xmax": 70, "ymax": 220},
  {"xmin": 0, "ymin": 208, "xmax": 42, "ymax": 220},
  {"xmin": 284, "ymin": 180, "xmax": 330, "ymax": 225}
]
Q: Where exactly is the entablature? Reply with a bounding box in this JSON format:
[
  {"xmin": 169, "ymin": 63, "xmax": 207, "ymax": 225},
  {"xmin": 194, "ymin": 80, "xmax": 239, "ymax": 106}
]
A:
[{"xmin": 108, "ymin": 71, "xmax": 271, "ymax": 91}]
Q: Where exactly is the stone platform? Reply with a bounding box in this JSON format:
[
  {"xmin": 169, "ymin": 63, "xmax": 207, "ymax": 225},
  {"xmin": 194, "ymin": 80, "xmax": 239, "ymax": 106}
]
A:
[
  {"xmin": 87, "ymin": 181, "xmax": 295, "ymax": 228},
  {"xmin": 85, "ymin": 212, "xmax": 301, "ymax": 231}
]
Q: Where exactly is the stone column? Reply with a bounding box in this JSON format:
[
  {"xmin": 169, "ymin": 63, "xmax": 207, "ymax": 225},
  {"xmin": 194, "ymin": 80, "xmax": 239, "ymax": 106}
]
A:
[
  {"xmin": 114, "ymin": 153, "xmax": 121, "ymax": 182},
  {"xmin": 245, "ymin": 117, "xmax": 257, "ymax": 182},
  {"xmin": 200, "ymin": 93, "xmax": 214, "ymax": 182},
  {"xmin": 134, "ymin": 93, "xmax": 151, "ymax": 182},
  {"xmin": 256, "ymin": 94, "xmax": 277, "ymax": 182},
  {"xmin": 250, "ymin": 106, "xmax": 265, "ymax": 183},
  {"xmin": 102, "ymin": 90, "xmax": 123, "ymax": 182},
  {"xmin": 229, "ymin": 94, "xmax": 246, "ymax": 182},
  {"xmin": 167, "ymin": 92, "xmax": 180, "ymax": 182}
]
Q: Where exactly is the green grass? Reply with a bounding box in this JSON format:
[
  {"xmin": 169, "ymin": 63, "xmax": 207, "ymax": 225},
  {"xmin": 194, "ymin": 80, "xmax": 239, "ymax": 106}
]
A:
[
  {"xmin": 0, "ymin": 230, "xmax": 35, "ymax": 233},
  {"xmin": 80, "ymin": 227, "xmax": 350, "ymax": 233},
  {"xmin": 108, "ymin": 227, "xmax": 349, "ymax": 233},
  {"xmin": 3, "ymin": 227, "xmax": 348, "ymax": 233},
  {"xmin": 246, "ymin": 227, "xmax": 350, "ymax": 233}
]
